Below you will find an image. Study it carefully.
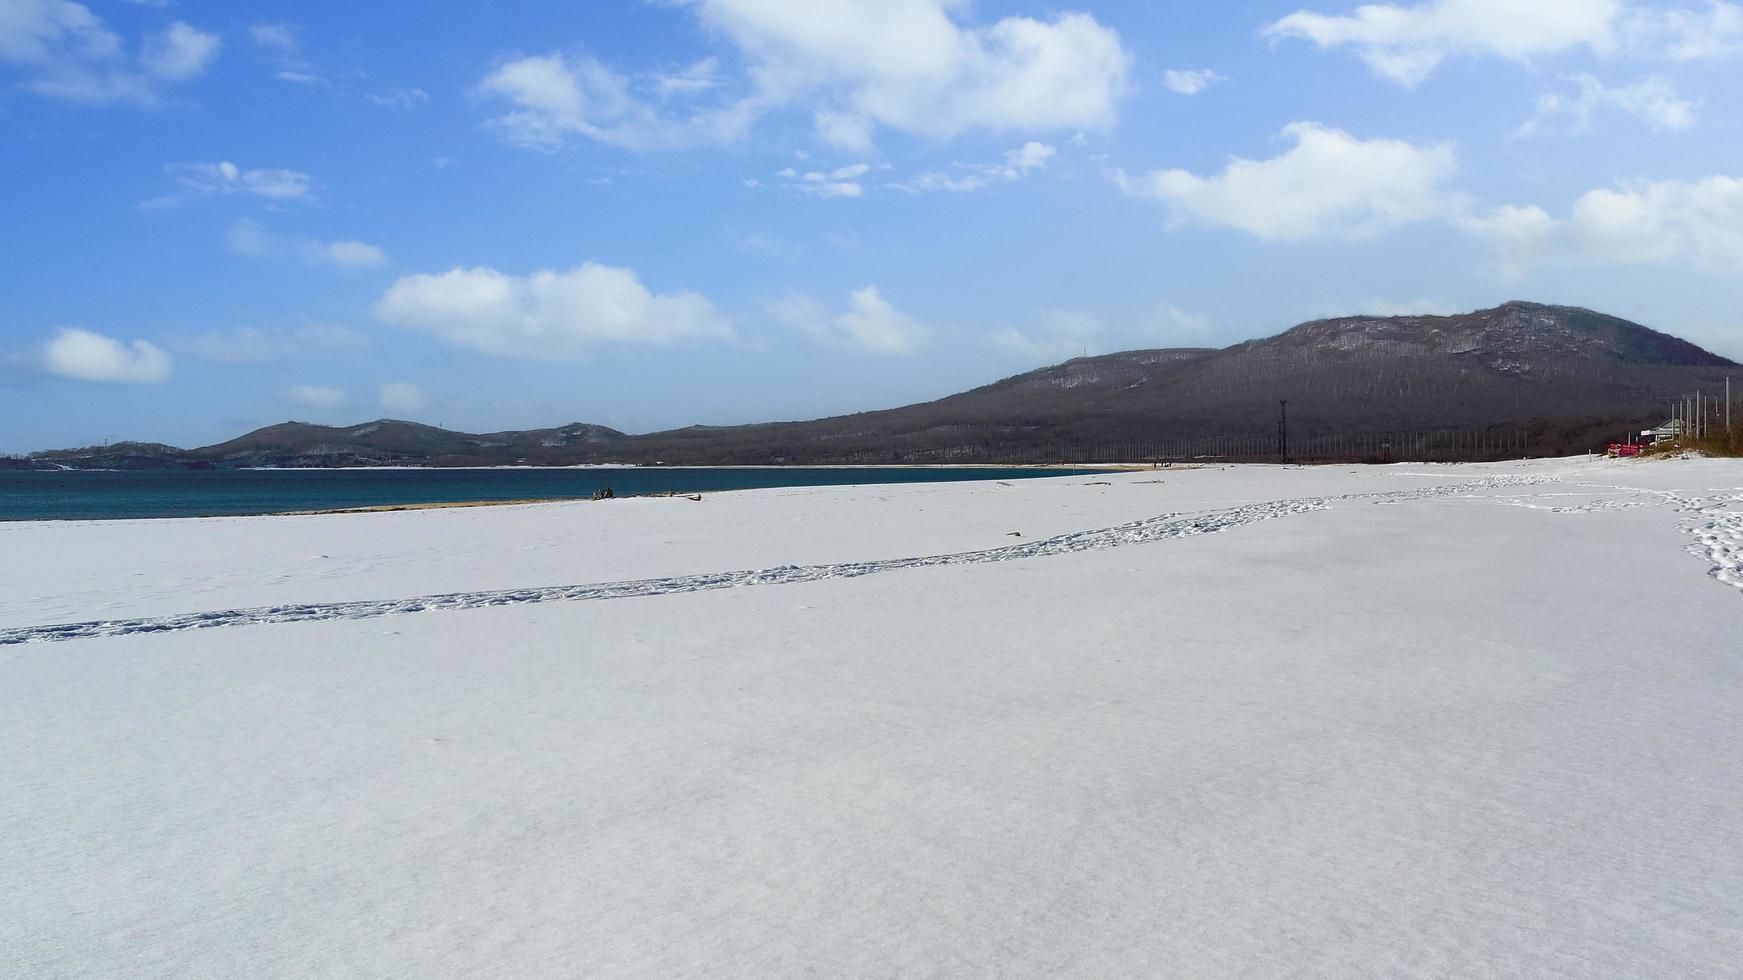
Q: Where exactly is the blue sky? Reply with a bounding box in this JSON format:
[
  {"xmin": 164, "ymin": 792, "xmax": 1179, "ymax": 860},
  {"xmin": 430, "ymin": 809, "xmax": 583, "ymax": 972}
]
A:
[{"xmin": 3, "ymin": 0, "xmax": 1741, "ymax": 452}]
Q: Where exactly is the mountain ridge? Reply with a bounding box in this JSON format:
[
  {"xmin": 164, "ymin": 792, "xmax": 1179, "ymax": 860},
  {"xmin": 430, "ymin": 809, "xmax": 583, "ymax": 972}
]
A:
[{"xmin": 12, "ymin": 302, "xmax": 1736, "ymax": 468}]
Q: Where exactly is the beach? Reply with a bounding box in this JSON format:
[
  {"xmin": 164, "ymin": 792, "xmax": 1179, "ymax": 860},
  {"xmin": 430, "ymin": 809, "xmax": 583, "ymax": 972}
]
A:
[{"xmin": 4, "ymin": 457, "xmax": 1742, "ymax": 976}]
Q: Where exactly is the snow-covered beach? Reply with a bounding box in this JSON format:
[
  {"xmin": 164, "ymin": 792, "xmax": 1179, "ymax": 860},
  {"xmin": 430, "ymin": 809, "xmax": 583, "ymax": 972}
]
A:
[{"xmin": 4, "ymin": 457, "xmax": 1742, "ymax": 977}]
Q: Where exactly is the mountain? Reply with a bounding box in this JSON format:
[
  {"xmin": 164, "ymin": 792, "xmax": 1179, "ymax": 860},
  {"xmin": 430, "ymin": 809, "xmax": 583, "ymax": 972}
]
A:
[
  {"xmin": 15, "ymin": 302, "xmax": 1737, "ymax": 469},
  {"xmin": 196, "ymin": 420, "xmax": 628, "ymax": 467}
]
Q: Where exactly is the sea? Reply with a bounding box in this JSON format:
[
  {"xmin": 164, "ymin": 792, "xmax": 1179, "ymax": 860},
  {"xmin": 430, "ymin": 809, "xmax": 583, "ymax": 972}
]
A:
[{"xmin": 0, "ymin": 467, "xmax": 1099, "ymax": 521}]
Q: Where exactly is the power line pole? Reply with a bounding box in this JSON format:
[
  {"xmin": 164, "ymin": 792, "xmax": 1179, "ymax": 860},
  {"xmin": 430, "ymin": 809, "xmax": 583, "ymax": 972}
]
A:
[{"xmin": 1277, "ymin": 399, "xmax": 1289, "ymax": 460}]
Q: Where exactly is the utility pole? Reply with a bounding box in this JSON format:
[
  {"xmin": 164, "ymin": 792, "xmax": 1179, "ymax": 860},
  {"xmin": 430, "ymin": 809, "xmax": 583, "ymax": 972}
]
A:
[{"xmin": 1278, "ymin": 399, "xmax": 1289, "ymax": 460}]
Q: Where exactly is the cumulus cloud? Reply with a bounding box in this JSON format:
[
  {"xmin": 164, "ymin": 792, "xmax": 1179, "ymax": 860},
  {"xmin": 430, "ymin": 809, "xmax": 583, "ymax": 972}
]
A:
[
  {"xmin": 40, "ymin": 328, "xmax": 172, "ymax": 384},
  {"xmin": 0, "ymin": 2, "xmax": 220, "ymax": 104},
  {"xmin": 1162, "ymin": 68, "xmax": 1224, "ymax": 94},
  {"xmin": 375, "ymin": 263, "xmax": 734, "ymax": 359},
  {"xmin": 893, "ymin": 141, "xmax": 1057, "ymax": 193},
  {"xmin": 227, "ymin": 219, "xmax": 387, "ymax": 269},
  {"xmin": 1518, "ymin": 73, "xmax": 1698, "ymax": 134},
  {"xmin": 770, "ymin": 286, "xmax": 926, "ymax": 355},
  {"xmin": 180, "ymin": 323, "xmax": 368, "ymax": 364},
  {"xmin": 1462, "ymin": 176, "xmax": 1743, "ymax": 276},
  {"xmin": 1119, "ymin": 122, "xmax": 1460, "ymax": 241},
  {"xmin": 287, "ymin": 384, "xmax": 344, "ymax": 410},
  {"xmin": 379, "ymin": 382, "xmax": 426, "ymax": 414},
  {"xmin": 477, "ymin": 1, "xmax": 1131, "ymax": 151},
  {"xmin": 691, "ymin": 0, "xmax": 1131, "ymax": 144}
]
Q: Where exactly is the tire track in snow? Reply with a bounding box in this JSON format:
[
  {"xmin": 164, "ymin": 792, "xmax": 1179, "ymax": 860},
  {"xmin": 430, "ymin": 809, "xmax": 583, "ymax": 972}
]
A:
[{"xmin": 0, "ymin": 475, "xmax": 1556, "ymax": 646}]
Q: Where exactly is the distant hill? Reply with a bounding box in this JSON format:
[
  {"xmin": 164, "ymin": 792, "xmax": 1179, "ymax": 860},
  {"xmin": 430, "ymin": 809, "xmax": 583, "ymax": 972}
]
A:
[
  {"xmin": 196, "ymin": 420, "xmax": 629, "ymax": 468},
  {"xmin": 15, "ymin": 302, "xmax": 1738, "ymax": 469}
]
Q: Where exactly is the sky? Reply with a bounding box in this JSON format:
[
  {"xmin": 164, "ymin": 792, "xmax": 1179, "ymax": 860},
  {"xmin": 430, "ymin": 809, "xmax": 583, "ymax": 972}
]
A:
[{"xmin": 2, "ymin": 0, "xmax": 1742, "ymax": 452}]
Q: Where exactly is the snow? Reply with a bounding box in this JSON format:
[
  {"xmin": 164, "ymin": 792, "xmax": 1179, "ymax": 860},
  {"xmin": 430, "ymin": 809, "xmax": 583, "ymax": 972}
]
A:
[{"xmin": 3, "ymin": 457, "xmax": 1742, "ymax": 976}]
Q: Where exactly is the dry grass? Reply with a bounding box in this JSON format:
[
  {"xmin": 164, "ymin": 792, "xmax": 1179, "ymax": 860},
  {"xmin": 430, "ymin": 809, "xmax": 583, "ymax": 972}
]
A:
[{"xmin": 1644, "ymin": 426, "xmax": 1743, "ymax": 458}]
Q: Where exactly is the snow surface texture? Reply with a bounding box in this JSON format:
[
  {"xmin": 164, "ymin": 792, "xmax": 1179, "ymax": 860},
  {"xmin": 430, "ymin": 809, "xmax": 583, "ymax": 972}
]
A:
[
  {"xmin": 4, "ymin": 458, "xmax": 1743, "ymax": 977},
  {"xmin": 1, "ymin": 472, "xmax": 1558, "ymax": 645}
]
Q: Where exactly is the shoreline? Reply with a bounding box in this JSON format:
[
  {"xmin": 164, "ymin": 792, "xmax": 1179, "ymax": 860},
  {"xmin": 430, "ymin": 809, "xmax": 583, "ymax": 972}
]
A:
[{"xmin": 4, "ymin": 465, "xmax": 1146, "ymax": 524}]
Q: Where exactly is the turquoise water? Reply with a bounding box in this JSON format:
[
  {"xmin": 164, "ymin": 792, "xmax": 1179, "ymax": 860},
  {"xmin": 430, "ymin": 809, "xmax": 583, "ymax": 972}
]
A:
[{"xmin": 0, "ymin": 467, "xmax": 1098, "ymax": 521}]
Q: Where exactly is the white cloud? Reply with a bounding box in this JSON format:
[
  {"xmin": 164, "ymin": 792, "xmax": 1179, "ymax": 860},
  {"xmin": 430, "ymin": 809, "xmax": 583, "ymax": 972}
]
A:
[
  {"xmin": 1265, "ymin": 0, "xmax": 1743, "ymax": 83},
  {"xmin": 990, "ymin": 304, "xmax": 1211, "ymax": 362},
  {"xmin": 893, "ymin": 141, "xmax": 1056, "ymax": 193},
  {"xmin": 770, "ymin": 286, "xmax": 926, "ymax": 355},
  {"xmin": 181, "ymin": 323, "xmax": 368, "ymax": 364},
  {"xmin": 1456, "ymin": 205, "xmax": 1560, "ymax": 278},
  {"xmin": 0, "ymin": 2, "xmax": 220, "ymax": 104},
  {"xmin": 1263, "ymin": 0, "xmax": 1619, "ymax": 84},
  {"xmin": 789, "ymin": 163, "xmax": 870, "ymax": 198},
  {"xmin": 803, "ymin": 180, "xmax": 863, "ymax": 198},
  {"xmin": 1360, "ymin": 299, "xmax": 1459, "ymax": 316},
  {"xmin": 249, "ymin": 23, "xmax": 297, "ymax": 55},
  {"xmin": 288, "ymin": 384, "xmax": 344, "ymax": 410},
  {"xmin": 1463, "ymin": 176, "xmax": 1743, "ymax": 275},
  {"xmin": 369, "ymin": 87, "xmax": 429, "ymax": 109},
  {"xmin": 1519, "ymin": 73, "xmax": 1698, "ymax": 134},
  {"xmin": 1162, "ymin": 68, "xmax": 1223, "ymax": 94},
  {"xmin": 691, "ymin": 0, "xmax": 1132, "ymax": 145},
  {"xmin": 654, "ymin": 57, "xmax": 720, "ymax": 97},
  {"xmin": 319, "ymin": 240, "xmax": 389, "ymax": 269},
  {"xmin": 226, "ymin": 219, "xmax": 388, "ymax": 269},
  {"xmin": 477, "ymin": 1, "xmax": 1131, "ymax": 152},
  {"xmin": 375, "ymin": 263, "xmax": 734, "ymax": 359},
  {"xmin": 144, "ymin": 161, "xmax": 314, "ymax": 209},
  {"xmin": 1119, "ymin": 122, "xmax": 1460, "ymax": 241},
  {"xmin": 40, "ymin": 328, "xmax": 172, "ymax": 384},
  {"xmin": 224, "ymin": 217, "xmax": 278, "ymax": 255},
  {"xmin": 767, "ymin": 162, "xmax": 879, "ymax": 197},
  {"xmin": 991, "ymin": 310, "xmax": 1103, "ymax": 361},
  {"xmin": 248, "ymin": 20, "xmax": 325, "ymax": 85},
  {"xmin": 1005, "ymin": 141, "xmax": 1057, "ymax": 174},
  {"xmin": 378, "ymin": 382, "xmax": 426, "ymax": 414},
  {"xmin": 475, "ymin": 52, "xmax": 758, "ymax": 151},
  {"xmin": 1623, "ymin": 1, "xmax": 1743, "ymax": 59},
  {"xmin": 139, "ymin": 21, "xmax": 219, "ymax": 80}
]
